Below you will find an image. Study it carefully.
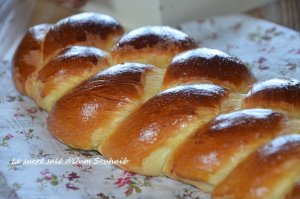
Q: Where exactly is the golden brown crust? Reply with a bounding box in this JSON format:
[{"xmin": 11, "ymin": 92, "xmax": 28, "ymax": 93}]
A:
[
  {"xmin": 115, "ymin": 26, "xmax": 196, "ymax": 49},
  {"xmin": 212, "ymin": 135, "xmax": 300, "ymax": 199},
  {"xmin": 43, "ymin": 12, "xmax": 124, "ymax": 63},
  {"xmin": 110, "ymin": 26, "xmax": 198, "ymax": 68},
  {"xmin": 34, "ymin": 46, "xmax": 109, "ymax": 111},
  {"xmin": 14, "ymin": 12, "xmax": 300, "ymax": 197},
  {"xmin": 164, "ymin": 109, "xmax": 286, "ymax": 191},
  {"xmin": 47, "ymin": 63, "xmax": 158, "ymax": 150},
  {"xmin": 243, "ymin": 78, "xmax": 300, "ymax": 116},
  {"xmin": 38, "ymin": 46, "xmax": 107, "ymax": 86},
  {"xmin": 12, "ymin": 24, "xmax": 51, "ymax": 95},
  {"xmin": 163, "ymin": 48, "xmax": 256, "ymax": 91},
  {"xmin": 286, "ymin": 182, "xmax": 300, "ymax": 199},
  {"xmin": 101, "ymin": 84, "xmax": 228, "ymax": 176}
]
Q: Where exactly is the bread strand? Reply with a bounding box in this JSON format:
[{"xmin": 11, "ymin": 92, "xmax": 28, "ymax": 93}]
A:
[{"xmin": 12, "ymin": 12, "xmax": 300, "ymax": 199}]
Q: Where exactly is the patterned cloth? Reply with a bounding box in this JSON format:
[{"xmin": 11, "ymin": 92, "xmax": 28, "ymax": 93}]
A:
[{"xmin": 0, "ymin": 14, "xmax": 299, "ymax": 199}]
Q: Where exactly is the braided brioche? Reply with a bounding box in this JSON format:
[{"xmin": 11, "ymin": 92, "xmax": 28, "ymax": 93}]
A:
[
  {"xmin": 110, "ymin": 26, "xmax": 198, "ymax": 68},
  {"xmin": 213, "ymin": 135, "xmax": 300, "ymax": 199},
  {"xmin": 12, "ymin": 12, "xmax": 300, "ymax": 198},
  {"xmin": 43, "ymin": 12, "xmax": 125, "ymax": 64},
  {"xmin": 48, "ymin": 63, "xmax": 164, "ymax": 150},
  {"xmin": 12, "ymin": 24, "xmax": 51, "ymax": 96}
]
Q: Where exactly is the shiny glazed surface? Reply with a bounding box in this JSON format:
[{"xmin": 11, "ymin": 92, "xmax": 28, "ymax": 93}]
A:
[
  {"xmin": 163, "ymin": 48, "xmax": 256, "ymax": 91},
  {"xmin": 102, "ymin": 84, "xmax": 228, "ymax": 169},
  {"xmin": 166, "ymin": 109, "xmax": 285, "ymax": 183}
]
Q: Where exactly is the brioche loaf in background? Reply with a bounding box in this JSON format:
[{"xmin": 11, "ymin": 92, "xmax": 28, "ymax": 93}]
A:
[{"xmin": 12, "ymin": 12, "xmax": 300, "ymax": 198}]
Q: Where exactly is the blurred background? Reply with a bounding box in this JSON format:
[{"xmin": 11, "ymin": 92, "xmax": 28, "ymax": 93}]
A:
[{"xmin": 0, "ymin": 0, "xmax": 299, "ymax": 62}]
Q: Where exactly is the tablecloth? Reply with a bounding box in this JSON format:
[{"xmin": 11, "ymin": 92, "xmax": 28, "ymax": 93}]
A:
[{"xmin": 0, "ymin": 14, "xmax": 299, "ymax": 199}]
